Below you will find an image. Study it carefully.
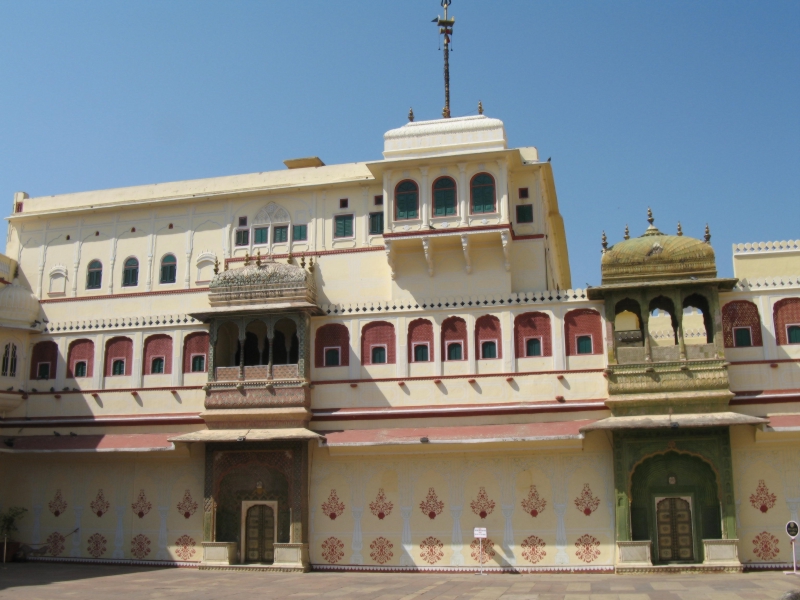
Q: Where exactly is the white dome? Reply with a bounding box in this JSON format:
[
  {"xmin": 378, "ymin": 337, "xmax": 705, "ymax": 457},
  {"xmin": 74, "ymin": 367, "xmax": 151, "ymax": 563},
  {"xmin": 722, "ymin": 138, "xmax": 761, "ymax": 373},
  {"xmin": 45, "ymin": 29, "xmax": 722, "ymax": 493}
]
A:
[
  {"xmin": 383, "ymin": 115, "xmax": 507, "ymax": 159},
  {"xmin": 0, "ymin": 280, "xmax": 40, "ymax": 326}
]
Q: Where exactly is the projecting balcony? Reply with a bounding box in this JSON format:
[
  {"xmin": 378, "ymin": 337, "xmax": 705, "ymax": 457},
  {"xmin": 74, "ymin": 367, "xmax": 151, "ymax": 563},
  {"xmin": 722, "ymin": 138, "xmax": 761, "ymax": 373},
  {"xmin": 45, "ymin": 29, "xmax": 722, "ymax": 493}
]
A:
[{"xmin": 215, "ymin": 364, "xmax": 300, "ymax": 381}]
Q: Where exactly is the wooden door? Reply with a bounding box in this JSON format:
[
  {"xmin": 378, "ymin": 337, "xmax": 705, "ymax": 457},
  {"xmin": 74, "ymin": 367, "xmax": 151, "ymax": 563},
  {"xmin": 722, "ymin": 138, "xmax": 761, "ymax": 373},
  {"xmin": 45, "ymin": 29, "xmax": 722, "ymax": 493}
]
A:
[
  {"xmin": 656, "ymin": 497, "xmax": 694, "ymax": 562},
  {"xmin": 244, "ymin": 504, "xmax": 275, "ymax": 564}
]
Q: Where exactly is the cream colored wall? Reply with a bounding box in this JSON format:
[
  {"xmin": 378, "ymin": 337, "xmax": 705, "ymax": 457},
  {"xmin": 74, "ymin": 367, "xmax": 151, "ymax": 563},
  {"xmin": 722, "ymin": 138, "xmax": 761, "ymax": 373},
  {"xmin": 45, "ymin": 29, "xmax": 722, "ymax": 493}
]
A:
[{"xmin": 733, "ymin": 244, "xmax": 800, "ymax": 280}]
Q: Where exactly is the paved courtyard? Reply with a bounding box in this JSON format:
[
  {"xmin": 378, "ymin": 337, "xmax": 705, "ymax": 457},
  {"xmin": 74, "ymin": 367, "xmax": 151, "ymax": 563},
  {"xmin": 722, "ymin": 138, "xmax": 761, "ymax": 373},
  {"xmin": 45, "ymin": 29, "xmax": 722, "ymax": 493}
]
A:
[{"xmin": 0, "ymin": 563, "xmax": 797, "ymax": 600}]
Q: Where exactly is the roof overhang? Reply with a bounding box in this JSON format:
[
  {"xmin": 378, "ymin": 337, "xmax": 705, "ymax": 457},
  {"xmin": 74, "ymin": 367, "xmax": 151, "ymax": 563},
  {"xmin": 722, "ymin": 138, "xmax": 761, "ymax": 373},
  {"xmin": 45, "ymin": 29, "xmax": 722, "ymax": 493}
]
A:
[
  {"xmin": 189, "ymin": 301, "xmax": 321, "ymax": 321},
  {"xmin": 0, "ymin": 433, "xmax": 176, "ymax": 453},
  {"xmin": 579, "ymin": 412, "xmax": 767, "ymax": 432},
  {"xmin": 169, "ymin": 427, "xmax": 322, "ymax": 443},
  {"xmin": 587, "ymin": 277, "xmax": 739, "ymax": 300}
]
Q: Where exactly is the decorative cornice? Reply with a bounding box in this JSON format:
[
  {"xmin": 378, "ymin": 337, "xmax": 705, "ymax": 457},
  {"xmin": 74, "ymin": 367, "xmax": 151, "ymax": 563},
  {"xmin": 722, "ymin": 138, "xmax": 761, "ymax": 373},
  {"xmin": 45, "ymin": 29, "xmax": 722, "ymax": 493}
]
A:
[
  {"xmin": 731, "ymin": 276, "xmax": 800, "ymax": 292},
  {"xmin": 311, "ymin": 368, "xmax": 605, "ymax": 386},
  {"xmin": 43, "ymin": 313, "xmax": 204, "ymax": 334},
  {"xmin": 40, "ymin": 287, "xmax": 209, "ymax": 305},
  {"xmin": 733, "ymin": 240, "xmax": 800, "ymax": 255}
]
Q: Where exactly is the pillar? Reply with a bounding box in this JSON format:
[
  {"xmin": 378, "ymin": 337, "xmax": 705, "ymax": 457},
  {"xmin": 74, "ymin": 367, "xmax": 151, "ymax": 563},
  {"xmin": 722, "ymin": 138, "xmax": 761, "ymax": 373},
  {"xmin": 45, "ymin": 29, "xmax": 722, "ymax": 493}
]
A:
[
  {"xmin": 458, "ymin": 163, "xmax": 468, "ymax": 226},
  {"xmin": 420, "ymin": 167, "xmax": 430, "ymax": 228}
]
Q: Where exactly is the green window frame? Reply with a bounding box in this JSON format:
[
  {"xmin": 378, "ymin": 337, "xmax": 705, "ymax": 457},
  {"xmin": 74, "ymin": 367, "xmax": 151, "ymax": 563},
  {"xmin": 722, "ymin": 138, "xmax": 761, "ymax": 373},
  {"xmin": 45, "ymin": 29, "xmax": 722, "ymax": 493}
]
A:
[
  {"xmin": 292, "ymin": 224, "xmax": 307, "ymax": 241},
  {"xmin": 191, "ymin": 355, "xmax": 205, "ymax": 372},
  {"xmin": 122, "ymin": 257, "xmax": 139, "ymax": 287},
  {"xmin": 433, "ymin": 177, "xmax": 457, "ymax": 217},
  {"xmin": 111, "ymin": 359, "xmax": 125, "ymax": 376},
  {"xmin": 86, "ymin": 260, "xmax": 102, "ymax": 289},
  {"xmin": 481, "ymin": 341, "xmax": 497, "ymax": 359},
  {"xmin": 2, "ymin": 344, "xmax": 9, "ymax": 377},
  {"xmin": 324, "ymin": 347, "xmax": 340, "ymax": 367},
  {"xmin": 516, "ymin": 204, "xmax": 534, "ymax": 224},
  {"xmin": 526, "ymin": 338, "xmax": 542, "ymax": 357},
  {"xmin": 733, "ymin": 327, "xmax": 752, "ymax": 348},
  {"xmin": 413, "ymin": 344, "xmax": 429, "ymax": 362},
  {"xmin": 160, "ymin": 254, "xmax": 177, "ymax": 284},
  {"xmin": 150, "ymin": 357, "xmax": 165, "ymax": 374},
  {"xmin": 789, "ymin": 325, "xmax": 800, "ymax": 344},
  {"xmin": 235, "ymin": 229, "xmax": 250, "ymax": 246},
  {"xmin": 371, "ymin": 346, "xmax": 387, "ymax": 364},
  {"xmin": 37, "ymin": 362, "xmax": 51, "ymax": 380},
  {"xmin": 447, "ymin": 342, "xmax": 463, "ymax": 361},
  {"xmin": 395, "ymin": 180, "xmax": 419, "ymax": 220},
  {"xmin": 470, "ymin": 173, "xmax": 496, "ymax": 214},
  {"xmin": 369, "ymin": 212, "xmax": 384, "ymax": 235},
  {"xmin": 576, "ymin": 335, "xmax": 593, "ymax": 355},
  {"xmin": 273, "ymin": 226, "xmax": 288, "ymax": 243},
  {"xmin": 334, "ymin": 215, "xmax": 354, "ymax": 238},
  {"xmin": 253, "ymin": 227, "xmax": 268, "ymax": 245},
  {"xmin": 73, "ymin": 361, "xmax": 87, "ymax": 378}
]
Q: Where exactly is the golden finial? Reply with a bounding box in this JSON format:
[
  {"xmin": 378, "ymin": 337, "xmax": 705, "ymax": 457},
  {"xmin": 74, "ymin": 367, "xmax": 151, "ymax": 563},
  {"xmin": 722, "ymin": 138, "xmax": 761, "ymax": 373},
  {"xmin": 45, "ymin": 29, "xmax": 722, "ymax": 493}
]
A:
[
  {"xmin": 624, "ymin": 224, "xmax": 630, "ymax": 240},
  {"xmin": 213, "ymin": 257, "xmax": 219, "ymax": 274},
  {"xmin": 647, "ymin": 207, "xmax": 654, "ymax": 226},
  {"xmin": 300, "ymin": 255, "xmax": 306, "ymax": 268},
  {"xmin": 287, "ymin": 252, "xmax": 293, "ymax": 264},
  {"xmin": 224, "ymin": 260, "xmax": 229, "ymax": 271},
  {"xmin": 478, "ymin": 100, "xmax": 483, "ymax": 115},
  {"xmin": 244, "ymin": 251, "xmax": 250, "ymax": 266},
  {"xmin": 308, "ymin": 256, "xmax": 315, "ymax": 272},
  {"xmin": 255, "ymin": 249, "xmax": 261, "ymax": 267},
  {"xmin": 601, "ymin": 231, "xmax": 608, "ymax": 253},
  {"xmin": 704, "ymin": 223, "xmax": 711, "ymax": 243},
  {"xmin": 408, "ymin": 107, "xmax": 414, "ymax": 122},
  {"xmin": 677, "ymin": 222, "xmax": 683, "ymax": 236}
]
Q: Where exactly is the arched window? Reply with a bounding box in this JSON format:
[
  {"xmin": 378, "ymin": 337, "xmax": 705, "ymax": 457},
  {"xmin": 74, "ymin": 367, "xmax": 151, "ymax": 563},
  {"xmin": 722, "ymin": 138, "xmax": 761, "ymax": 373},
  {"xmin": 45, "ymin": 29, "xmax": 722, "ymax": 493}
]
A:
[
  {"xmin": 314, "ymin": 324, "xmax": 350, "ymax": 368},
  {"xmin": 408, "ymin": 318, "xmax": 433, "ymax": 363},
  {"xmin": 442, "ymin": 316, "xmax": 467, "ymax": 361},
  {"xmin": 361, "ymin": 321, "xmax": 396, "ymax": 365},
  {"xmin": 395, "ymin": 180, "xmax": 419, "ymax": 220},
  {"xmin": 773, "ymin": 298, "xmax": 800, "ymax": 346},
  {"xmin": 475, "ymin": 315, "xmax": 502, "ymax": 360},
  {"xmin": 104, "ymin": 337, "xmax": 133, "ymax": 377},
  {"xmin": 122, "ymin": 257, "xmax": 139, "ymax": 287},
  {"xmin": 1, "ymin": 343, "xmax": 17, "ymax": 377},
  {"xmin": 30, "ymin": 341, "xmax": 58, "ymax": 380},
  {"xmin": 470, "ymin": 173, "xmax": 496, "ymax": 214},
  {"xmin": 564, "ymin": 309, "xmax": 603, "ymax": 356},
  {"xmin": 433, "ymin": 177, "xmax": 457, "ymax": 217},
  {"xmin": 526, "ymin": 338, "xmax": 542, "ymax": 357},
  {"xmin": 183, "ymin": 332, "xmax": 209, "ymax": 373},
  {"xmin": 86, "ymin": 260, "xmax": 103, "ymax": 290},
  {"xmin": 144, "ymin": 334, "xmax": 172, "ymax": 375},
  {"xmin": 67, "ymin": 339, "xmax": 94, "ymax": 378},
  {"xmin": 160, "ymin": 254, "xmax": 177, "ymax": 284},
  {"xmin": 722, "ymin": 301, "xmax": 762, "ymax": 348},
  {"xmin": 514, "ymin": 312, "xmax": 553, "ymax": 358}
]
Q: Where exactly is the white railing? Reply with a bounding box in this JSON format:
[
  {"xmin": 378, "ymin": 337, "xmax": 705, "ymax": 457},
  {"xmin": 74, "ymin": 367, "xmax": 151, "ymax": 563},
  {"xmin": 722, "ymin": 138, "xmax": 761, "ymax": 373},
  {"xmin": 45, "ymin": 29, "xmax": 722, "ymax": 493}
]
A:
[{"xmin": 733, "ymin": 240, "xmax": 800, "ymax": 254}]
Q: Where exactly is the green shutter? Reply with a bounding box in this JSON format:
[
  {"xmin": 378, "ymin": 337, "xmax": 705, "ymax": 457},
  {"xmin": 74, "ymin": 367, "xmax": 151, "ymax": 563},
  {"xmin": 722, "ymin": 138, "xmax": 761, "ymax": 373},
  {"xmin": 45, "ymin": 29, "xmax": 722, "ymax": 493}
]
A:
[
  {"xmin": 395, "ymin": 181, "xmax": 419, "ymax": 219},
  {"xmin": 471, "ymin": 174, "xmax": 495, "ymax": 214},
  {"xmin": 236, "ymin": 229, "xmax": 250, "ymax": 246},
  {"xmin": 516, "ymin": 204, "xmax": 534, "ymax": 223},
  {"xmin": 734, "ymin": 328, "xmax": 752, "ymax": 347},
  {"xmin": 273, "ymin": 226, "xmax": 288, "ymax": 243},
  {"xmin": 292, "ymin": 225, "xmax": 307, "ymax": 241},
  {"xmin": 369, "ymin": 212, "xmax": 384, "ymax": 235},
  {"xmin": 447, "ymin": 343, "xmax": 462, "ymax": 360},
  {"xmin": 414, "ymin": 344, "xmax": 429, "ymax": 362},
  {"xmin": 577, "ymin": 336, "xmax": 593, "ymax": 354},
  {"xmin": 433, "ymin": 178, "xmax": 456, "ymax": 216},
  {"xmin": 371, "ymin": 346, "xmax": 386, "ymax": 364},
  {"xmin": 75, "ymin": 361, "xmax": 86, "ymax": 377},
  {"xmin": 789, "ymin": 326, "xmax": 800, "ymax": 344},
  {"xmin": 335, "ymin": 215, "xmax": 353, "ymax": 238},
  {"xmin": 324, "ymin": 348, "xmax": 340, "ymax": 366},
  {"xmin": 253, "ymin": 228, "xmax": 268, "ymax": 245},
  {"xmin": 526, "ymin": 338, "xmax": 541, "ymax": 356},
  {"xmin": 481, "ymin": 341, "xmax": 497, "ymax": 359},
  {"xmin": 192, "ymin": 355, "xmax": 205, "ymax": 372}
]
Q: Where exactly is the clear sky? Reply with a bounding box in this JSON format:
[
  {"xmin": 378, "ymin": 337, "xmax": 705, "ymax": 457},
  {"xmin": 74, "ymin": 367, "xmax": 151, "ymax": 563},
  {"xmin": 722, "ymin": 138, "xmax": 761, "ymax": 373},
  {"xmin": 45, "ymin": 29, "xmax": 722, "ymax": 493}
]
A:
[{"xmin": 1, "ymin": 0, "xmax": 798, "ymax": 288}]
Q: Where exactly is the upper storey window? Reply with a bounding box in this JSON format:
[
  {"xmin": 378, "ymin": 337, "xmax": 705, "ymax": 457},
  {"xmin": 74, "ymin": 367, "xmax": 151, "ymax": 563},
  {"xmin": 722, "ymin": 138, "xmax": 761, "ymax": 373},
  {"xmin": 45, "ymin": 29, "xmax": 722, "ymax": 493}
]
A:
[
  {"xmin": 470, "ymin": 173, "xmax": 496, "ymax": 214},
  {"xmin": 395, "ymin": 180, "xmax": 419, "ymax": 220},
  {"xmin": 334, "ymin": 215, "xmax": 354, "ymax": 238},
  {"xmin": 160, "ymin": 254, "xmax": 177, "ymax": 284},
  {"xmin": 122, "ymin": 258, "xmax": 139, "ymax": 287},
  {"xmin": 433, "ymin": 177, "xmax": 457, "ymax": 217},
  {"xmin": 790, "ymin": 325, "xmax": 800, "ymax": 345},
  {"xmin": 86, "ymin": 260, "xmax": 102, "ymax": 290}
]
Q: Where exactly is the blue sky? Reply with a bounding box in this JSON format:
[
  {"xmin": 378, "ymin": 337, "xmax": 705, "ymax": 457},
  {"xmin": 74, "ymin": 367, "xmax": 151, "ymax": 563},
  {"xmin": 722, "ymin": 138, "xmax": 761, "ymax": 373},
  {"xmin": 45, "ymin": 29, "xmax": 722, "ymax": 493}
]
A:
[{"xmin": 1, "ymin": 0, "xmax": 798, "ymax": 287}]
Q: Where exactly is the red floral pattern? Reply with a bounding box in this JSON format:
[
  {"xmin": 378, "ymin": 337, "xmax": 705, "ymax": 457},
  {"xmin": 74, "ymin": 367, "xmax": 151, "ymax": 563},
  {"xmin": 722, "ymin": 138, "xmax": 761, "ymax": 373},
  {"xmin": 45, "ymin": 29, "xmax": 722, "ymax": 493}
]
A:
[
  {"xmin": 753, "ymin": 531, "xmax": 780, "ymax": 560},
  {"xmin": 46, "ymin": 531, "xmax": 65, "ymax": 556},
  {"xmin": 130, "ymin": 534, "xmax": 151, "ymax": 560},
  {"xmin": 90, "ymin": 489, "xmax": 110, "ymax": 517},
  {"xmin": 521, "ymin": 485, "xmax": 547, "ymax": 518},
  {"xmin": 321, "ymin": 489, "xmax": 345, "ymax": 520},
  {"xmin": 470, "ymin": 486, "xmax": 496, "ymax": 519},
  {"xmin": 470, "ymin": 537, "xmax": 496, "ymax": 563},
  {"xmin": 87, "ymin": 533, "xmax": 107, "ymax": 558},
  {"xmin": 369, "ymin": 536, "xmax": 394, "ymax": 565},
  {"xmin": 749, "ymin": 480, "xmax": 777, "ymax": 513},
  {"xmin": 574, "ymin": 484, "xmax": 600, "ymax": 516},
  {"xmin": 521, "ymin": 534, "xmax": 547, "ymax": 564},
  {"xmin": 48, "ymin": 489, "xmax": 67, "ymax": 517},
  {"xmin": 419, "ymin": 487, "xmax": 444, "ymax": 520},
  {"xmin": 575, "ymin": 534, "xmax": 601, "ymax": 563},
  {"xmin": 131, "ymin": 489, "xmax": 152, "ymax": 519},
  {"xmin": 321, "ymin": 537, "xmax": 345, "ymax": 564},
  {"xmin": 369, "ymin": 488, "xmax": 394, "ymax": 520},
  {"xmin": 419, "ymin": 536, "xmax": 444, "ymax": 564},
  {"xmin": 174, "ymin": 535, "xmax": 196, "ymax": 560},
  {"xmin": 176, "ymin": 489, "xmax": 198, "ymax": 519}
]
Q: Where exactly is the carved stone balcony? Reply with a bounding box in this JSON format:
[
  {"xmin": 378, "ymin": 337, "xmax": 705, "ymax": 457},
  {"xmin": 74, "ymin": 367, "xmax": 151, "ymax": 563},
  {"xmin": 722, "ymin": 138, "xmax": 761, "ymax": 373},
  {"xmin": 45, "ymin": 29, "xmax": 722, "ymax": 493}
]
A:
[{"xmin": 215, "ymin": 364, "xmax": 299, "ymax": 381}]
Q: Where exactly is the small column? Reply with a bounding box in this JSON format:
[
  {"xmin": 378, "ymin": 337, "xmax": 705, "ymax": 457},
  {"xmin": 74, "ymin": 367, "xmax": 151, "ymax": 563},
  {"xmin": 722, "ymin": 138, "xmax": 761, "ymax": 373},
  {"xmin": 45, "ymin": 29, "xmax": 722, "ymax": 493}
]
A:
[
  {"xmin": 554, "ymin": 502, "xmax": 569, "ymax": 564},
  {"xmin": 132, "ymin": 330, "xmax": 144, "ymax": 387},
  {"xmin": 642, "ymin": 312, "xmax": 652, "ymax": 362},
  {"xmin": 113, "ymin": 505, "xmax": 126, "ymax": 558},
  {"xmin": 267, "ymin": 332, "xmax": 274, "ymax": 379},
  {"xmin": 350, "ymin": 507, "xmax": 364, "ymax": 565},
  {"xmin": 156, "ymin": 506, "xmax": 170, "ymax": 560},
  {"xmin": 70, "ymin": 506, "xmax": 84, "ymax": 557},
  {"xmin": 501, "ymin": 311, "xmax": 514, "ymax": 373},
  {"xmin": 208, "ymin": 322, "xmax": 218, "ymax": 382},
  {"xmin": 457, "ymin": 163, "xmax": 468, "ymax": 226},
  {"xmin": 420, "ymin": 167, "xmax": 430, "ymax": 228},
  {"xmin": 400, "ymin": 506, "xmax": 413, "ymax": 566},
  {"xmin": 433, "ymin": 314, "xmax": 443, "ymax": 377},
  {"xmin": 238, "ymin": 321, "xmax": 246, "ymax": 380},
  {"xmin": 502, "ymin": 503, "xmax": 516, "ymax": 565},
  {"xmin": 383, "ymin": 171, "xmax": 393, "ymax": 233},
  {"xmin": 55, "ymin": 337, "xmax": 68, "ymax": 391},
  {"xmin": 466, "ymin": 313, "xmax": 476, "ymax": 374},
  {"xmin": 396, "ymin": 316, "xmax": 408, "ymax": 378},
  {"xmin": 349, "ymin": 319, "xmax": 360, "ymax": 380},
  {"xmin": 172, "ymin": 329, "xmax": 184, "ymax": 387},
  {"xmin": 94, "ymin": 333, "xmax": 105, "ymax": 389},
  {"xmin": 551, "ymin": 307, "xmax": 566, "ymax": 371},
  {"xmin": 449, "ymin": 506, "xmax": 464, "ymax": 566},
  {"xmin": 676, "ymin": 303, "xmax": 687, "ymax": 360},
  {"xmin": 496, "ymin": 159, "xmax": 509, "ymax": 223}
]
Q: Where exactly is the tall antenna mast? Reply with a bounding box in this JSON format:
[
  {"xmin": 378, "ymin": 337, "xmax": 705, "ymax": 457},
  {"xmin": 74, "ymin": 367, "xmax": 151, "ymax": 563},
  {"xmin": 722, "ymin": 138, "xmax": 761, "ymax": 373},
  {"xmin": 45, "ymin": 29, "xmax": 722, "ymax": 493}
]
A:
[{"xmin": 434, "ymin": 0, "xmax": 455, "ymax": 118}]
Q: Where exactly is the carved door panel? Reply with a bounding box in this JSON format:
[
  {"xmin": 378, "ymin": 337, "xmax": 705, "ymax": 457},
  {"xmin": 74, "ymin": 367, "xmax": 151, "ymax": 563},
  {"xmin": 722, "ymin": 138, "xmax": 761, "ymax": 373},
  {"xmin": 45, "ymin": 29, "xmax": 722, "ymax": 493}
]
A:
[
  {"xmin": 244, "ymin": 504, "xmax": 275, "ymax": 563},
  {"xmin": 656, "ymin": 497, "xmax": 694, "ymax": 562}
]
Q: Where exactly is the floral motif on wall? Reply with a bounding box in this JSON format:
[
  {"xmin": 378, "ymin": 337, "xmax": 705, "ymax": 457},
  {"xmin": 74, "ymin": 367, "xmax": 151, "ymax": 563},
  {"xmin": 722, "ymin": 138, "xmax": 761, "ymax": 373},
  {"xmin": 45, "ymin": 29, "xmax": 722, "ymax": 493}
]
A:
[
  {"xmin": 369, "ymin": 536, "xmax": 394, "ymax": 565},
  {"xmin": 521, "ymin": 485, "xmax": 547, "ymax": 518},
  {"xmin": 419, "ymin": 487, "xmax": 444, "ymax": 520},
  {"xmin": 574, "ymin": 534, "xmax": 601, "ymax": 563},
  {"xmin": 90, "ymin": 489, "xmax": 110, "ymax": 517},
  {"xmin": 470, "ymin": 537, "xmax": 496, "ymax": 563},
  {"xmin": 321, "ymin": 537, "xmax": 345, "ymax": 564},
  {"xmin": 521, "ymin": 534, "xmax": 547, "ymax": 564},
  {"xmin": 419, "ymin": 536, "xmax": 444, "ymax": 565},
  {"xmin": 130, "ymin": 534, "xmax": 151, "ymax": 560},
  {"xmin": 470, "ymin": 487, "xmax": 496, "ymax": 519},
  {"xmin": 174, "ymin": 535, "xmax": 196, "ymax": 561},
  {"xmin": 753, "ymin": 532, "xmax": 780, "ymax": 561},
  {"xmin": 369, "ymin": 488, "xmax": 394, "ymax": 520},
  {"xmin": 131, "ymin": 489, "xmax": 152, "ymax": 519},
  {"xmin": 574, "ymin": 484, "xmax": 600, "ymax": 516},
  {"xmin": 750, "ymin": 480, "xmax": 777, "ymax": 513},
  {"xmin": 46, "ymin": 532, "xmax": 65, "ymax": 556},
  {"xmin": 321, "ymin": 489, "xmax": 345, "ymax": 520},
  {"xmin": 48, "ymin": 489, "xmax": 67, "ymax": 517},
  {"xmin": 176, "ymin": 489, "xmax": 198, "ymax": 519},
  {"xmin": 87, "ymin": 533, "xmax": 107, "ymax": 558}
]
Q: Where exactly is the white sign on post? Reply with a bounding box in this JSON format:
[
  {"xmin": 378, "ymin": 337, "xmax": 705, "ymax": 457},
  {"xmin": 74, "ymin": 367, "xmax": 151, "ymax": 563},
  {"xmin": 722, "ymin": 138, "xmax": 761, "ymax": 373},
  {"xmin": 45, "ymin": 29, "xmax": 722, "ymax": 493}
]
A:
[
  {"xmin": 786, "ymin": 521, "xmax": 799, "ymax": 576},
  {"xmin": 473, "ymin": 528, "xmax": 487, "ymax": 576},
  {"xmin": 473, "ymin": 527, "xmax": 487, "ymax": 539}
]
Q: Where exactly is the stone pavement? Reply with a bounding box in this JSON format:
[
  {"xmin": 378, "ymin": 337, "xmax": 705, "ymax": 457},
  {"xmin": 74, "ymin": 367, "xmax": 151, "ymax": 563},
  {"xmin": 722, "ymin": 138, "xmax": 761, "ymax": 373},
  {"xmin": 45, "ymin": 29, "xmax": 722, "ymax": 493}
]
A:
[{"xmin": 0, "ymin": 563, "xmax": 796, "ymax": 599}]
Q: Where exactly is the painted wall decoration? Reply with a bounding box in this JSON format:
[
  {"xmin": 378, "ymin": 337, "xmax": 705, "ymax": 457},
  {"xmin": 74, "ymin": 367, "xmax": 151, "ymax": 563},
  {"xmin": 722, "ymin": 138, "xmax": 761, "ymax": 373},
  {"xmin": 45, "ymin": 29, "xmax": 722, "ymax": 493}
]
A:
[
  {"xmin": 131, "ymin": 489, "xmax": 152, "ymax": 519},
  {"xmin": 752, "ymin": 532, "xmax": 780, "ymax": 561},
  {"xmin": 322, "ymin": 489, "xmax": 345, "ymax": 520},
  {"xmin": 90, "ymin": 489, "xmax": 109, "ymax": 517},
  {"xmin": 369, "ymin": 488, "xmax": 393, "ymax": 520},
  {"xmin": 87, "ymin": 533, "xmax": 107, "ymax": 559},
  {"xmin": 174, "ymin": 535, "xmax": 196, "ymax": 560},
  {"xmin": 419, "ymin": 536, "xmax": 444, "ymax": 565},
  {"xmin": 470, "ymin": 537, "xmax": 495, "ymax": 562},
  {"xmin": 521, "ymin": 485, "xmax": 546, "ymax": 517},
  {"xmin": 574, "ymin": 534, "xmax": 601, "ymax": 563},
  {"xmin": 48, "ymin": 489, "xmax": 67, "ymax": 517},
  {"xmin": 130, "ymin": 534, "xmax": 151, "ymax": 560},
  {"xmin": 470, "ymin": 486, "xmax": 495, "ymax": 519},
  {"xmin": 369, "ymin": 536, "xmax": 394, "ymax": 564},
  {"xmin": 46, "ymin": 531, "xmax": 65, "ymax": 556},
  {"xmin": 574, "ymin": 484, "xmax": 600, "ymax": 516},
  {"xmin": 419, "ymin": 487, "xmax": 444, "ymax": 520},
  {"xmin": 520, "ymin": 535, "xmax": 546, "ymax": 564},
  {"xmin": 749, "ymin": 480, "xmax": 777, "ymax": 513},
  {"xmin": 176, "ymin": 489, "xmax": 198, "ymax": 519},
  {"xmin": 321, "ymin": 536, "xmax": 345, "ymax": 564}
]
